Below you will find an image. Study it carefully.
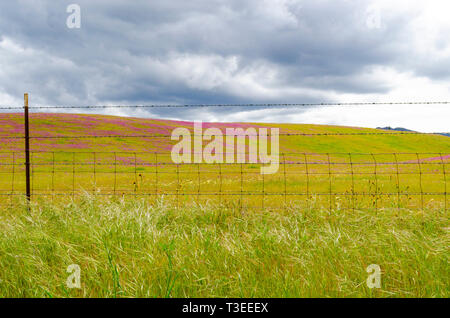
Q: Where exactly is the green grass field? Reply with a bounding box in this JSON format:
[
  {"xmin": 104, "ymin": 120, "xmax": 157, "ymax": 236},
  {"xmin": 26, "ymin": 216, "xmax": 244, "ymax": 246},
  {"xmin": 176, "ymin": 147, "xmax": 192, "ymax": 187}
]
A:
[
  {"xmin": 0, "ymin": 113, "xmax": 448, "ymax": 297},
  {"xmin": 0, "ymin": 196, "xmax": 448, "ymax": 297}
]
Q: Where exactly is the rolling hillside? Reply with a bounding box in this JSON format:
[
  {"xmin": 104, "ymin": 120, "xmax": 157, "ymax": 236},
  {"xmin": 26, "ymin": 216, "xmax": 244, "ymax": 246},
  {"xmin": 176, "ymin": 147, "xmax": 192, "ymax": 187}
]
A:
[{"xmin": 1, "ymin": 113, "xmax": 449, "ymax": 155}]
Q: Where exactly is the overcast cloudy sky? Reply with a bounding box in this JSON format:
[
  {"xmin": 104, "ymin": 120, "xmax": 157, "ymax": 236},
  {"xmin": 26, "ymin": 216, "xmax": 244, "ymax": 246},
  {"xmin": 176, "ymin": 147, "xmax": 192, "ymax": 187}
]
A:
[{"xmin": 0, "ymin": 0, "xmax": 449, "ymax": 132}]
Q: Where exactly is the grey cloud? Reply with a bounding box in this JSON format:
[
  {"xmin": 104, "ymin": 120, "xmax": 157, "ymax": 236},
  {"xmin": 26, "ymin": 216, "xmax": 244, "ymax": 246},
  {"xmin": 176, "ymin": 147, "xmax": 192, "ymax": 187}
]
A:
[{"xmin": 0, "ymin": 0, "xmax": 449, "ymax": 132}]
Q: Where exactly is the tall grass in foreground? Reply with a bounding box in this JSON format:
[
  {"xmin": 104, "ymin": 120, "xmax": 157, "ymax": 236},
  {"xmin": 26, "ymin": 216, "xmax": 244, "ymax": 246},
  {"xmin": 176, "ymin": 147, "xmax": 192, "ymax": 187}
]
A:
[{"xmin": 0, "ymin": 195, "xmax": 448, "ymax": 298}]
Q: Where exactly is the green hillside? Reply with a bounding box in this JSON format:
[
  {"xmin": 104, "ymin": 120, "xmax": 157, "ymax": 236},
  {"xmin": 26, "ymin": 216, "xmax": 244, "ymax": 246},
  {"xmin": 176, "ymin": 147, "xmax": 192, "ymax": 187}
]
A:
[{"xmin": 0, "ymin": 113, "xmax": 449, "ymax": 155}]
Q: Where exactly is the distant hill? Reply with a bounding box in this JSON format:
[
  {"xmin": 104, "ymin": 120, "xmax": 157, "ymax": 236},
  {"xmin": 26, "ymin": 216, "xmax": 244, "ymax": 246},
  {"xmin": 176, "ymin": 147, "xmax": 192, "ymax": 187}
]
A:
[
  {"xmin": 377, "ymin": 126, "xmax": 449, "ymax": 137},
  {"xmin": 376, "ymin": 126, "xmax": 415, "ymax": 132}
]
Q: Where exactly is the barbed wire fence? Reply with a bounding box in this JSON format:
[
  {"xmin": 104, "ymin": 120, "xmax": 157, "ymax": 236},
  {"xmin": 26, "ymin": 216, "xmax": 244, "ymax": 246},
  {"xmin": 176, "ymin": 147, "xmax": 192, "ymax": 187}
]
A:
[
  {"xmin": 0, "ymin": 151, "xmax": 448, "ymax": 213},
  {"xmin": 0, "ymin": 94, "xmax": 448, "ymax": 212}
]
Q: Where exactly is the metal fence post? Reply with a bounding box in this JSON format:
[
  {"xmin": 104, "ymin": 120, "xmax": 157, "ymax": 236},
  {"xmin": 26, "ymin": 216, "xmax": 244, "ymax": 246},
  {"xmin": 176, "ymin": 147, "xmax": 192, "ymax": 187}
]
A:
[{"xmin": 24, "ymin": 93, "xmax": 31, "ymax": 203}]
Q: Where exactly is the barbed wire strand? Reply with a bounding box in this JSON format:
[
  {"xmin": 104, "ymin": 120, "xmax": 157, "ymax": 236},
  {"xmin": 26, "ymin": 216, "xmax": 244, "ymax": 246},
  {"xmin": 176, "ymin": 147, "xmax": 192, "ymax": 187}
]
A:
[
  {"xmin": 2, "ymin": 101, "xmax": 450, "ymax": 110},
  {"xmin": 1, "ymin": 131, "xmax": 449, "ymax": 139}
]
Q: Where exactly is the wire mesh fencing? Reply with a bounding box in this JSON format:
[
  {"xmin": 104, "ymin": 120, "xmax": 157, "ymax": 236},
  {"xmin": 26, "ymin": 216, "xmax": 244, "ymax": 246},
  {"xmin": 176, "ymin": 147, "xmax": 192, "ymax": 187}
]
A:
[{"xmin": 0, "ymin": 151, "xmax": 448, "ymax": 212}]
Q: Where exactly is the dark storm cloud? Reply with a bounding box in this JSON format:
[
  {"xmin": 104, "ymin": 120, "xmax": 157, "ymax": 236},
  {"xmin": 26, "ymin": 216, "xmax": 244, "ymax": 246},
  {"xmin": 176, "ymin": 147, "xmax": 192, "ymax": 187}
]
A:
[{"xmin": 0, "ymin": 0, "xmax": 450, "ymax": 125}]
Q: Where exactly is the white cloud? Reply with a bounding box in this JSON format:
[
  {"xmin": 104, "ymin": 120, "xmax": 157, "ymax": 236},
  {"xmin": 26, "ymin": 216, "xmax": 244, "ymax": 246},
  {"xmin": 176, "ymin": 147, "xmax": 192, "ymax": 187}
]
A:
[
  {"xmin": 177, "ymin": 104, "xmax": 450, "ymax": 133},
  {"xmin": 168, "ymin": 54, "xmax": 239, "ymax": 90}
]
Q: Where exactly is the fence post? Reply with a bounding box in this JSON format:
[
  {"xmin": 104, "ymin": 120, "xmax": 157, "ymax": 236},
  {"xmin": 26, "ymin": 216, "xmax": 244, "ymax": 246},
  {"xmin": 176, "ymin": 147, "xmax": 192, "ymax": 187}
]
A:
[{"xmin": 24, "ymin": 93, "xmax": 31, "ymax": 203}]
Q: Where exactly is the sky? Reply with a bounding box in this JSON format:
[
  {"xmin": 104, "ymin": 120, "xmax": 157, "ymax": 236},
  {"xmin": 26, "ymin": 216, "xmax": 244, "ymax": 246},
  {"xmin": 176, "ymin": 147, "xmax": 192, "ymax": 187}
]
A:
[{"xmin": 0, "ymin": 0, "xmax": 449, "ymax": 132}]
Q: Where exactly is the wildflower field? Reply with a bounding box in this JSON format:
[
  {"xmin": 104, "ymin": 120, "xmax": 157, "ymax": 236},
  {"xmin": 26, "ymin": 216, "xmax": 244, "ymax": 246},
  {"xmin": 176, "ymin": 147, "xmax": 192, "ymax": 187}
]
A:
[{"xmin": 0, "ymin": 113, "xmax": 448, "ymax": 297}]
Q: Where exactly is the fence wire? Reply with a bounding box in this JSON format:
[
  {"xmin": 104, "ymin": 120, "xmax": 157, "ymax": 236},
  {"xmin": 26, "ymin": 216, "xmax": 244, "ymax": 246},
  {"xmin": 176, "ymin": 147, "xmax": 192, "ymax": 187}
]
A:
[
  {"xmin": 0, "ymin": 132, "xmax": 449, "ymax": 139},
  {"xmin": 1, "ymin": 101, "xmax": 450, "ymax": 110},
  {"xmin": 0, "ymin": 151, "xmax": 448, "ymax": 212}
]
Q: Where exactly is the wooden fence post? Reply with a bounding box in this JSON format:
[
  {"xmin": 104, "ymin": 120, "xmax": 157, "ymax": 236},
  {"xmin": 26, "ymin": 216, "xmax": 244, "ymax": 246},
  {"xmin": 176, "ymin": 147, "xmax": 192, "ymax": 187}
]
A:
[{"xmin": 24, "ymin": 93, "xmax": 31, "ymax": 203}]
